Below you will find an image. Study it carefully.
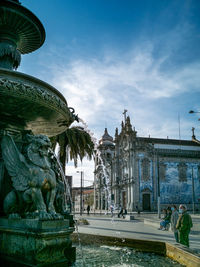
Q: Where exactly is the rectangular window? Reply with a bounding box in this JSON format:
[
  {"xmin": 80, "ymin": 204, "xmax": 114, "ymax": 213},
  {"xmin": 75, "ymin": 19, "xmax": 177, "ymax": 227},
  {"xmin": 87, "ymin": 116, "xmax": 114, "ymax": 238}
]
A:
[
  {"xmin": 159, "ymin": 162, "xmax": 166, "ymax": 181},
  {"xmin": 142, "ymin": 158, "xmax": 150, "ymax": 181},
  {"xmin": 178, "ymin": 163, "xmax": 187, "ymax": 182},
  {"xmin": 198, "ymin": 165, "xmax": 200, "ymax": 182}
]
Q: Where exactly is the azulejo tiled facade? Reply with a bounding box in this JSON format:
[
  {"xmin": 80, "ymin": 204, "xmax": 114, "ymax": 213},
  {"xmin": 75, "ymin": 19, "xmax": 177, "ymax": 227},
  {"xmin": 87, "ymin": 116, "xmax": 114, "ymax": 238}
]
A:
[{"xmin": 94, "ymin": 116, "xmax": 200, "ymax": 212}]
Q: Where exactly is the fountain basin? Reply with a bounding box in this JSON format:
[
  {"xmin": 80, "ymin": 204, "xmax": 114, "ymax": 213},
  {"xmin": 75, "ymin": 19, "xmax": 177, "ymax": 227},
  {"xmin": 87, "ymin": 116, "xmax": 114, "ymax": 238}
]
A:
[
  {"xmin": 0, "ymin": 68, "xmax": 75, "ymax": 137},
  {"xmin": 74, "ymin": 244, "xmax": 183, "ymax": 267},
  {"xmin": 72, "ymin": 233, "xmax": 200, "ymax": 267},
  {"xmin": 0, "ymin": 218, "xmax": 76, "ymax": 266}
]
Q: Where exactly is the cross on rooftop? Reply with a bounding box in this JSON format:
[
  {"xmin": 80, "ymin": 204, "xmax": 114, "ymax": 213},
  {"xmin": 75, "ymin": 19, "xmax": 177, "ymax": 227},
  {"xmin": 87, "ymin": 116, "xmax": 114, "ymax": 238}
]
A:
[{"xmin": 123, "ymin": 109, "xmax": 128, "ymax": 123}]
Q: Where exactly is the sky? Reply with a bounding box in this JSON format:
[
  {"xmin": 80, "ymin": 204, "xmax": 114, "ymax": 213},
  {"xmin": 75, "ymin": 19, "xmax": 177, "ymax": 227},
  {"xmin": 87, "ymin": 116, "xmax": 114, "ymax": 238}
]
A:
[{"xmin": 19, "ymin": 0, "xmax": 200, "ymax": 186}]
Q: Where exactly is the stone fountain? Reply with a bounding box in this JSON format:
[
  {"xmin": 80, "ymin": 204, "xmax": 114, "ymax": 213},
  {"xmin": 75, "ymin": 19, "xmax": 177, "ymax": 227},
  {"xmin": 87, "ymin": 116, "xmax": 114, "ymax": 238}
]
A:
[{"xmin": 0, "ymin": 0, "xmax": 76, "ymax": 265}]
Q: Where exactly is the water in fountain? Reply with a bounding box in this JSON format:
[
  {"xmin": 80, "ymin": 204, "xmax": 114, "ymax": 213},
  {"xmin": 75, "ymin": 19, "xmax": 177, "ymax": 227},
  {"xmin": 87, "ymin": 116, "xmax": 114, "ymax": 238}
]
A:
[
  {"xmin": 73, "ymin": 244, "xmax": 184, "ymax": 267},
  {"xmin": 96, "ymin": 149, "xmax": 112, "ymax": 214},
  {"xmin": 78, "ymin": 118, "xmax": 112, "ymax": 217},
  {"xmin": 50, "ymin": 148, "xmax": 85, "ymax": 267},
  {"xmin": 50, "ymin": 147, "xmax": 71, "ymax": 209}
]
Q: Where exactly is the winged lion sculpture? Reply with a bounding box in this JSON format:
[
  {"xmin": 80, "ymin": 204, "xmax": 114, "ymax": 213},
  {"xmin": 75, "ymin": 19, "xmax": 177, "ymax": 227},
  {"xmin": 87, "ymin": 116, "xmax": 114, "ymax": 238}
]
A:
[{"xmin": 1, "ymin": 133, "xmax": 69, "ymax": 220}]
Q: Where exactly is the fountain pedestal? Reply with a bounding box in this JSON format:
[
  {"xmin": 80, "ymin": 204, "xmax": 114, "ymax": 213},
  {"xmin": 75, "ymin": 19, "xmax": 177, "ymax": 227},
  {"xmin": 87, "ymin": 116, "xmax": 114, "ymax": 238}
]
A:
[
  {"xmin": 0, "ymin": 1, "xmax": 77, "ymax": 265},
  {"xmin": 0, "ymin": 218, "xmax": 76, "ymax": 266}
]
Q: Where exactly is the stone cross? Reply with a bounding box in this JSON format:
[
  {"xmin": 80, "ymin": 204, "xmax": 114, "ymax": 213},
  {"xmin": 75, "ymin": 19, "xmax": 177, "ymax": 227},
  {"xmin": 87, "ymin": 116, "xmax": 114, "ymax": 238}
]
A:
[
  {"xmin": 192, "ymin": 127, "xmax": 195, "ymax": 138},
  {"xmin": 123, "ymin": 109, "xmax": 128, "ymax": 123}
]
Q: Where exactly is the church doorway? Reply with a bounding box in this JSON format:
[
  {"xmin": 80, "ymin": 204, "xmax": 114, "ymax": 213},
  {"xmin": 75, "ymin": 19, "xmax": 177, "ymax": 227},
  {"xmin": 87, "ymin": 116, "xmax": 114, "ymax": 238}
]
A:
[{"xmin": 142, "ymin": 193, "xmax": 151, "ymax": 210}]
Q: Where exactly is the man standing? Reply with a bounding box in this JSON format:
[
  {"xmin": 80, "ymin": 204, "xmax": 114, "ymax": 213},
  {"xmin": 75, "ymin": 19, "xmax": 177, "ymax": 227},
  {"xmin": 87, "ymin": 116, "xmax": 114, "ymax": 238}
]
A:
[
  {"xmin": 176, "ymin": 204, "xmax": 193, "ymax": 247},
  {"xmin": 87, "ymin": 205, "xmax": 90, "ymax": 215},
  {"xmin": 171, "ymin": 205, "xmax": 179, "ymax": 243}
]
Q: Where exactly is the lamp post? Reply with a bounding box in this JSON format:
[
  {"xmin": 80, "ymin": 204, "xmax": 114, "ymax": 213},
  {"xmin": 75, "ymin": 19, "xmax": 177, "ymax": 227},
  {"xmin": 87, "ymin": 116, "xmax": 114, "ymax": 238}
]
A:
[
  {"xmin": 157, "ymin": 153, "xmax": 161, "ymax": 219},
  {"xmin": 77, "ymin": 171, "xmax": 84, "ymax": 216},
  {"xmin": 153, "ymin": 144, "xmax": 161, "ymax": 219},
  {"xmin": 191, "ymin": 166, "xmax": 195, "ymax": 215}
]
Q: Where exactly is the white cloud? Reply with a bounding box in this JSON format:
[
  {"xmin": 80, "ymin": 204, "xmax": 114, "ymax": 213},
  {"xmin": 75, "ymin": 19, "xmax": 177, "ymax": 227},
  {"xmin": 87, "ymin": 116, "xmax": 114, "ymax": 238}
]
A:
[{"xmin": 48, "ymin": 44, "xmax": 199, "ymax": 136}]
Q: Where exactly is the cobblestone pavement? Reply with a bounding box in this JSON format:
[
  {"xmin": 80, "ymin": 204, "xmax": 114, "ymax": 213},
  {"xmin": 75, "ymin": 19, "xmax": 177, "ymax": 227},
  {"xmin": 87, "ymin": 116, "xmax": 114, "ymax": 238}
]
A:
[{"xmin": 74, "ymin": 213, "xmax": 200, "ymax": 255}]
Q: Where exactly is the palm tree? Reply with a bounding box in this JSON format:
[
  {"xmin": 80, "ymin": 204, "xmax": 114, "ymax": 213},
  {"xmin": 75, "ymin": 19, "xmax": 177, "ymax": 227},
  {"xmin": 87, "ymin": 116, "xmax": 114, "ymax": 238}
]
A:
[{"xmin": 50, "ymin": 126, "xmax": 94, "ymax": 173}]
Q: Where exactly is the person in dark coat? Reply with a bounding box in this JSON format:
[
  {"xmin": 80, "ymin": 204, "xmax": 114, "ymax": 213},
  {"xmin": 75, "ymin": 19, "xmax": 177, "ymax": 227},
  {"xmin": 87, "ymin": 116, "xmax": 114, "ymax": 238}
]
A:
[
  {"xmin": 87, "ymin": 205, "xmax": 90, "ymax": 215},
  {"xmin": 122, "ymin": 208, "xmax": 127, "ymax": 219},
  {"xmin": 118, "ymin": 207, "xmax": 123, "ymax": 218},
  {"xmin": 136, "ymin": 205, "xmax": 140, "ymax": 214}
]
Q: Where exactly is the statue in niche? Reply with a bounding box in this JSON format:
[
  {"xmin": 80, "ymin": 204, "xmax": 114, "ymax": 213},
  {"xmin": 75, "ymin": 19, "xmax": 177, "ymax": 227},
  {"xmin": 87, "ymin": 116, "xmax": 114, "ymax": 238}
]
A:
[{"xmin": 1, "ymin": 134, "xmax": 69, "ymax": 220}]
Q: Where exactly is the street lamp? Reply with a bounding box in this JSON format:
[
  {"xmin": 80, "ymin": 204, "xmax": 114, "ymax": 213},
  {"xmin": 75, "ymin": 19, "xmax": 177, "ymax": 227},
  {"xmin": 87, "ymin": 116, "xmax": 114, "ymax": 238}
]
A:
[
  {"xmin": 189, "ymin": 110, "xmax": 200, "ymax": 114},
  {"xmin": 77, "ymin": 171, "xmax": 84, "ymax": 216},
  {"xmin": 157, "ymin": 152, "xmax": 161, "ymax": 219},
  {"xmin": 189, "ymin": 110, "xmax": 200, "ymax": 120},
  {"xmin": 191, "ymin": 166, "xmax": 195, "ymax": 215},
  {"xmin": 153, "ymin": 144, "xmax": 161, "ymax": 219}
]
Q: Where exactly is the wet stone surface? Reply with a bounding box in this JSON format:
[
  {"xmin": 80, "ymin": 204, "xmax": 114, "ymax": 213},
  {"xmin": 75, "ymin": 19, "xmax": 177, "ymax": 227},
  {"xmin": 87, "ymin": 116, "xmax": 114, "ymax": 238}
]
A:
[{"xmin": 73, "ymin": 245, "xmax": 184, "ymax": 267}]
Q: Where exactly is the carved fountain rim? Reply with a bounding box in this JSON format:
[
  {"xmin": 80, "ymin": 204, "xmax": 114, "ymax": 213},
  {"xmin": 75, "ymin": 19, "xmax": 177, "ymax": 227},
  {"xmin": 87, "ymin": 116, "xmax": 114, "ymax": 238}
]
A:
[
  {"xmin": 0, "ymin": 67, "xmax": 75, "ymax": 136},
  {"xmin": 0, "ymin": 68, "xmax": 67, "ymax": 104}
]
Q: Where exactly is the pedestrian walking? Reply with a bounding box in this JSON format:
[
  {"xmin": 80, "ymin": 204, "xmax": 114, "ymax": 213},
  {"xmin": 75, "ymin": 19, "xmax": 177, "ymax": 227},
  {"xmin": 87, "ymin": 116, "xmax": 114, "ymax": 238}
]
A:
[
  {"xmin": 136, "ymin": 205, "xmax": 140, "ymax": 214},
  {"xmin": 118, "ymin": 206, "xmax": 123, "ymax": 218},
  {"xmin": 122, "ymin": 208, "xmax": 127, "ymax": 219},
  {"xmin": 176, "ymin": 204, "xmax": 193, "ymax": 247},
  {"xmin": 171, "ymin": 205, "xmax": 179, "ymax": 243},
  {"xmin": 87, "ymin": 205, "xmax": 90, "ymax": 215}
]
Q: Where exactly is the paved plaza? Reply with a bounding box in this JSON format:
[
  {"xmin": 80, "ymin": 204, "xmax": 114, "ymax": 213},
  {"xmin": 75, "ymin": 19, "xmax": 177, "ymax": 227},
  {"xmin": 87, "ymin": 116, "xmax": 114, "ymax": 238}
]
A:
[{"xmin": 75, "ymin": 212, "xmax": 200, "ymax": 255}]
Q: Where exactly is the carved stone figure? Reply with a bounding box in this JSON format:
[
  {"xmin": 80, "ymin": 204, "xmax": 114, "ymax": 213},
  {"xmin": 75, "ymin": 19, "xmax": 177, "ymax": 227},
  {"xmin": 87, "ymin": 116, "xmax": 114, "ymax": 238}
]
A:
[{"xmin": 1, "ymin": 133, "xmax": 67, "ymax": 220}]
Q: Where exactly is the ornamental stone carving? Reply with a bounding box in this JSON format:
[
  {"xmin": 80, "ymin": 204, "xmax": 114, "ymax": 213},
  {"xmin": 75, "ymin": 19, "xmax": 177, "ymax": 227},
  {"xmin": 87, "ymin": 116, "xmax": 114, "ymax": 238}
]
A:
[
  {"xmin": 1, "ymin": 134, "xmax": 70, "ymax": 220},
  {"xmin": 0, "ymin": 77, "xmax": 68, "ymax": 115}
]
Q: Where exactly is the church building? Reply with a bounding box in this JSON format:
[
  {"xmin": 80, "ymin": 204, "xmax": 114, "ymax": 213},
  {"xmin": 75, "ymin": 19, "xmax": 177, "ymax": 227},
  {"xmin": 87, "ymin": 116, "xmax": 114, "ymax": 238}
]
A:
[{"xmin": 94, "ymin": 116, "xmax": 200, "ymax": 212}]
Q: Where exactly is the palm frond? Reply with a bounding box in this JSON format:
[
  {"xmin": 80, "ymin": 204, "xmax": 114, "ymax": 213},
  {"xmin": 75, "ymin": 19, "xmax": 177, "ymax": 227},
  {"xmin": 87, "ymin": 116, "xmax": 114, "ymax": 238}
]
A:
[{"xmin": 56, "ymin": 125, "xmax": 94, "ymax": 170}]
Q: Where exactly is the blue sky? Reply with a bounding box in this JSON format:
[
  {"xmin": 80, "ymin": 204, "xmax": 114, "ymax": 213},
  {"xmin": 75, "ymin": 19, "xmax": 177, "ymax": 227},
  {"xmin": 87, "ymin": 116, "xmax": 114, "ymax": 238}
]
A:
[{"xmin": 21, "ymin": 0, "xmax": 200, "ymax": 186}]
